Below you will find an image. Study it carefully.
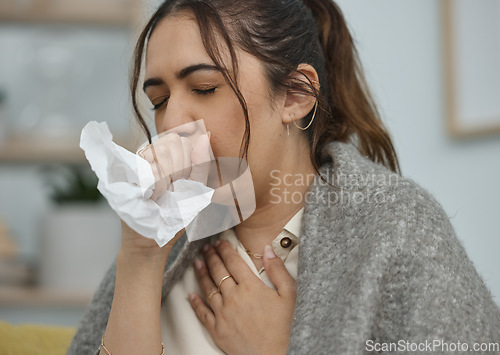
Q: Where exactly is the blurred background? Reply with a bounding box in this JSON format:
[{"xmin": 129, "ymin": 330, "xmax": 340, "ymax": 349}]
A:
[{"xmin": 0, "ymin": 0, "xmax": 499, "ymax": 331}]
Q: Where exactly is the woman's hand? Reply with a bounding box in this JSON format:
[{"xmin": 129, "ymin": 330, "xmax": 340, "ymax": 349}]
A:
[
  {"xmin": 138, "ymin": 131, "xmax": 211, "ymax": 202},
  {"xmin": 119, "ymin": 220, "xmax": 184, "ymax": 260},
  {"xmin": 189, "ymin": 240, "xmax": 297, "ymax": 355},
  {"xmin": 119, "ymin": 131, "xmax": 212, "ymax": 259}
]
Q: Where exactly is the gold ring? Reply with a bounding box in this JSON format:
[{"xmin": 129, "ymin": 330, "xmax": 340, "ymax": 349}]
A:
[
  {"xmin": 136, "ymin": 145, "xmax": 147, "ymax": 159},
  {"xmin": 217, "ymin": 275, "xmax": 233, "ymax": 292},
  {"xmin": 135, "ymin": 142, "xmax": 150, "ymax": 159},
  {"xmin": 207, "ymin": 289, "xmax": 219, "ymax": 302}
]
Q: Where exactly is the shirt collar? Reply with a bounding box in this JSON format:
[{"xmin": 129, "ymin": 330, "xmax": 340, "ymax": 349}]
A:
[
  {"xmin": 283, "ymin": 206, "xmax": 304, "ymax": 239},
  {"xmin": 217, "ymin": 206, "xmax": 305, "ymax": 246}
]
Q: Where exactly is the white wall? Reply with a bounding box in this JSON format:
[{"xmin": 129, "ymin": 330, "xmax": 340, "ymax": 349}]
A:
[{"xmin": 335, "ymin": 0, "xmax": 500, "ymax": 304}]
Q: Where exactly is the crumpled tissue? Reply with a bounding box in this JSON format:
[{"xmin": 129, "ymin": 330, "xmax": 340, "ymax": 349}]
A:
[{"xmin": 79, "ymin": 121, "xmax": 214, "ymax": 247}]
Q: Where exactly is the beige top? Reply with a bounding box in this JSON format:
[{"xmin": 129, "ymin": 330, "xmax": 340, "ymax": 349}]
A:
[{"xmin": 160, "ymin": 207, "xmax": 304, "ymax": 354}]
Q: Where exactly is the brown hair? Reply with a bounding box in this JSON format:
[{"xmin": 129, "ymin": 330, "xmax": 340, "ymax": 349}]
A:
[{"xmin": 130, "ymin": 0, "xmax": 400, "ymax": 176}]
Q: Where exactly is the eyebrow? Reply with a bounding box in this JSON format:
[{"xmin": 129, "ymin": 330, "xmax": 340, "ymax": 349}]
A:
[{"xmin": 142, "ymin": 63, "xmax": 220, "ymax": 92}]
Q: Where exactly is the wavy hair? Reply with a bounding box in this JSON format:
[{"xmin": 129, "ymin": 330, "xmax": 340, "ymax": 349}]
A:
[{"xmin": 130, "ymin": 0, "xmax": 400, "ymax": 175}]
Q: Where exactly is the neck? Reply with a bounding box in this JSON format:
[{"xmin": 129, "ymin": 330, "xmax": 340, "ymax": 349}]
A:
[{"xmin": 234, "ymin": 137, "xmax": 316, "ymax": 257}]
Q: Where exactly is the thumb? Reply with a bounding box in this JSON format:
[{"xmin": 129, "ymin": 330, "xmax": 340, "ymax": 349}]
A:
[{"xmin": 263, "ymin": 245, "xmax": 296, "ymax": 298}]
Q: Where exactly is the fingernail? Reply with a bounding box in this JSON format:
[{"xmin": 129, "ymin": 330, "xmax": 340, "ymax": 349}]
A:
[
  {"xmin": 189, "ymin": 293, "xmax": 196, "ymax": 302},
  {"xmin": 194, "ymin": 259, "xmax": 203, "ymax": 270},
  {"xmin": 215, "ymin": 239, "xmax": 221, "ymax": 247},
  {"xmin": 264, "ymin": 245, "xmax": 276, "ymax": 259},
  {"xmin": 203, "ymin": 243, "xmax": 210, "ymax": 252}
]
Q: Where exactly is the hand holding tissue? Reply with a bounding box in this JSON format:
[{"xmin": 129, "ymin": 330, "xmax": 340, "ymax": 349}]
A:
[
  {"xmin": 80, "ymin": 120, "xmax": 256, "ymax": 248},
  {"xmin": 80, "ymin": 121, "xmax": 214, "ymax": 247}
]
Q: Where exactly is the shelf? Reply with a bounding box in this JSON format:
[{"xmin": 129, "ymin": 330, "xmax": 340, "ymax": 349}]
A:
[
  {"xmin": 0, "ymin": 134, "xmax": 139, "ymax": 163},
  {"xmin": 0, "ymin": 0, "xmax": 143, "ymax": 26},
  {"xmin": 0, "ymin": 285, "xmax": 93, "ymax": 307}
]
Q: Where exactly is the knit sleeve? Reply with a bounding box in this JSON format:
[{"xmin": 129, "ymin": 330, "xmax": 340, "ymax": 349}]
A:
[
  {"xmin": 373, "ymin": 182, "xmax": 500, "ymax": 353},
  {"xmin": 66, "ymin": 233, "xmax": 189, "ymax": 355}
]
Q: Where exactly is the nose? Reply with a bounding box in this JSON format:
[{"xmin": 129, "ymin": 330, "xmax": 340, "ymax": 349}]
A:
[{"xmin": 157, "ymin": 96, "xmax": 196, "ymax": 137}]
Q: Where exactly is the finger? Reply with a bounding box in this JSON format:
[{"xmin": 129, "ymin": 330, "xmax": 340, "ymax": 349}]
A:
[
  {"xmin": 153, "ymin": 133, "xmax": 183, "ymax": 181},
  {"xmin": 192, "ymin": 132, "xmax": 211, "ymax": 164},
  {"xmin": 214, "ymin": 239, "xmax": 260, "ymax": 285},
  {"xmin": 149, "ymin": 162, "xmax": 171, "ymax": 201},
  {"xmin": 263, "ymin": 245, "xmax": 297, "ymax": 299},
  {"xmin": 135, "ymin": 142, "xmax": 149, "ymax": 159},
  {"xmin": 179, "ymin": 136, "xmax": 192, "ymax": 180},
  {"xmin": 189, "ymin": 292, "xmax": 216, "ymax": 332},
  {"xmin": 189, "ymin": 132, "xmax": 211, "ymax": 184},
  {"xmin": 141, "ymin": 144, "xmax": 171, "ymax": 185},
  {"xmin": 193, "ymin": 258, "xmax": 223, "ymax": 310},
  {"xmin": 202, "ymin": 243, "xmax": 237, "ymax": 294},
  {"xmin": 138, "ymin": 144, "xmax": 154, "ymax": 163}
]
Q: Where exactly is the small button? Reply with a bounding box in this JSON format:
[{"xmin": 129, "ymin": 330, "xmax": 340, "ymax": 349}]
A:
[{"xmin": 280, "ymin": 237, "xmax": 292, "ymax": 248}]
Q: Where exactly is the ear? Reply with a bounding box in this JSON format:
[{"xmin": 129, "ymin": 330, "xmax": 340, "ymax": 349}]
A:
[{"xmin": 281, "ymin": 63, "xmax": 320, "ymax": 126}]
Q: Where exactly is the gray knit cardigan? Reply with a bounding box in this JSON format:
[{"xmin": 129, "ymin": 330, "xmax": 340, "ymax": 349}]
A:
[{"xmin": 68, "ymin": 141, "xmax": 500, "ymax": 354}]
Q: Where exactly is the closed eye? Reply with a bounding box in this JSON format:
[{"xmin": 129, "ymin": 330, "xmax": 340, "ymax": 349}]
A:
[
  {"xmin": 151, "ymin": 87, "xmax": 216, "ymax": 111},
  {"xmin": 193, "ymin": 87, "xmax": 216, "ymax": 95},
  {"xmin": 151, "ymin": 97, "xmax": 169, "ymax": 111}
]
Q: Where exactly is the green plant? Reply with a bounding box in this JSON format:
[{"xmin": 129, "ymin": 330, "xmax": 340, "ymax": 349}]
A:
[{"xmin": 41, "ymin": 164, "xmax": 103, "ymax": 205}]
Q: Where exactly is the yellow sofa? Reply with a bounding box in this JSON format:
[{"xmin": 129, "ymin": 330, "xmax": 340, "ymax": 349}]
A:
[{"xmin": 0, "ymin": 321, "xmax": 75, "ymax": 355}]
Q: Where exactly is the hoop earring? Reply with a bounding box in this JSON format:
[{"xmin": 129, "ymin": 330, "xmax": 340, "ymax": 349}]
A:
[{"xmin": 293, "ymin": 101, "xmax": 318, "ymax": 131}]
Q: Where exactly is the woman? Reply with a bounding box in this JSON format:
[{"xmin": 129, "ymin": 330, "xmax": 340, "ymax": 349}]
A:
[{"xmin": 69, "ymin": 0, "xmax": 500, "ymax": 354}]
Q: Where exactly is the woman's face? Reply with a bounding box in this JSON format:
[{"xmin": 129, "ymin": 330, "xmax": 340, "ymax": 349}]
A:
[{"xmin": 144, "ymin": 12, "xmax": 294, "ymax": 203}]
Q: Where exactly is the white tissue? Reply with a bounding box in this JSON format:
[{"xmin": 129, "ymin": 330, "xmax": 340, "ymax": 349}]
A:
[{"xmin": 80, "ymin": 121, "xmax": 214, "ymax": 247}]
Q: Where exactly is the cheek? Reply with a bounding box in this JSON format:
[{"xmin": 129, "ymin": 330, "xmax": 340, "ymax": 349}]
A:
[
  {"xmin": 203, "ymin": 97, "xmax": 246, "ymax": 157},
  {"xmin": 209, "ymin": 136, "xmax": 239, "ymax": 160},
  {"xmin": 246, "ymin": 95, "xmax": 273, "ymax": 127}
]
